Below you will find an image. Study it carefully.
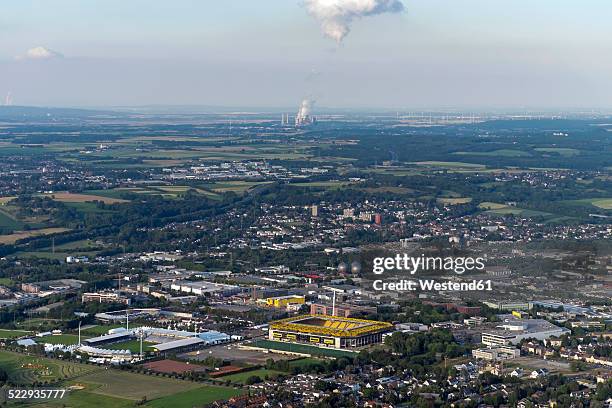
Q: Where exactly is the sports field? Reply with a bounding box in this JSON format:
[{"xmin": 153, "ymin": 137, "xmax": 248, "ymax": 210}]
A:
[
  {"xmin": 105, "ymin": 339, "xmax": 155, "ymax": 353},
  {"xmin": 0, "ymin": 350, "xmax": 243, "ymax": 407}
]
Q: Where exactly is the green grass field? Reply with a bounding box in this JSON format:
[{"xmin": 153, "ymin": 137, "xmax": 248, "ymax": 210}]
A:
[
  {"xmin": 201, "ymin": 181, "xmax": 273, "ymax": 194},
  {"xmin": 534, "ymin": 147, "xmax": 580, "ymax": 157},
  {"xmin": 39, "ymin": 388, "xmax": 136, "ymax": 408},
  {"xmin": 80, "ymin": 324, "xmax": 125, "ymax": 336},
  {"xmin": 437, "ymin": 197, "xmax": 472, "ymax": 205},
  {"xmin": 289, "ymin": 181, "xmax": 352, "ymax": 189},
  {"xmin": 359, "ymin": 186, "xmax": 415, "ymax": 194},
  {"xmin": 250, "ymin": 340, "xmax": 357, "ymax": 358},
  {"xmin": 77, "ymin": 369, "xmax": 201, "ymax": 400},
  {"xmin": 85, "ymin": 188, "xmax": 145, "ymax": 199},
  {"xmin": 478, "ymin": 202, "xmax": 507, "ymax": 210},
  {"xmin": 0, "ymin": 350, "xmax": 243, "ymax": 407},
  {"xmin": 0, "ymin": 208, "xmax": 25, "ymax": 230},
  {"xmin": 106, "ymin": 339, "xmax": 155, "ymax": 353},
  {"xmin": 17, "ymin": 238, "xmax": 106, "ymax": 260},
  {"xmin": 0, "ymin": 328, "xmax": 31, "ymax": 339},
  {"xmin": 287, "ymin": 357, "xmax": 326, "ymax": 369},
  {"xmin": 483, "ymin": 206, "xmax": 552, "ymax": 217},
  {"xmin": 0, "ymin": 227, "xmax": 70, "ymax": 245},
  {"xmin": 87, "ymin": 186, "xmax": 222, "ymax": 200},
  {"xmin": 0, "ymin": 350, "xmax": 99, "ymax": 385},
  {"xmin": 413, "ymin": 161, "xmax": 486, "ymax": 169},
  {"xmin": 454, "ymin": 149, "xmax": 532, "ymax": 158},
  {"xmin": 366, "ymin": 167, "xmax": 420, "ymax": 176},
  {"xmin": 145, "ymin": 386, "xmax": 244, "ymax": 408},
  {"xmin": 14, "ymin": 251, "xmax": 77, "ymax": 260},
  {"xmin": 216, "ymin": 368, "xmax": 283, "ymax": 384},
  {"xmin": 566, "ymin": 198, "xmax": 612, "ymax": 210},
  {"xmin": 16, "ymin": 318, "xmax": 67, "ymax": 331}
]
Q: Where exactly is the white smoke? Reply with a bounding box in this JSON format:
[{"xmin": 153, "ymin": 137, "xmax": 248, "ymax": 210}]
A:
[
  {"xmin": 16, "ymin": 46, "xmax": 64, "ymax": 60},
  {"xmin": 303, "ymin": 0, "xmax": 405, "ymax": 43},
  {"xmin": 298, "ymin": 99, "xmax": 314, "ymax": 117}
]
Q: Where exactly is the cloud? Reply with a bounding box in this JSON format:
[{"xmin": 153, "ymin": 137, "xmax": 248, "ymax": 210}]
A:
[
  {"xmin": 303, "ymin": 0, "xmax": 405, "ymax": 43},
  {"xmin": 16, "ymin": 46, "xmax": 64, "ymax": 60}
]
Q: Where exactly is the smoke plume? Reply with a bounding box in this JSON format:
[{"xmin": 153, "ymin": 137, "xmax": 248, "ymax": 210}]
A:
[
  {"xmin": 298, "ymin": 99, "xmax": 314, "ymax": 117},
  {"xmin": 303, "ymin": 0, "xmax": 405, "ymax": 43}
]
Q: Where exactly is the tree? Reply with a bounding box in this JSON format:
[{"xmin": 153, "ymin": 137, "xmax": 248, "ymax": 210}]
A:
[{"xmin": 244, "ymin": 375, "xmax": 262, "ymax": 385}]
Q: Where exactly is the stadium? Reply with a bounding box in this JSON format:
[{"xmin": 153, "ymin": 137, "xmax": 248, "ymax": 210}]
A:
[{"xmin": 268, "ymin": 315, "xmax": 393, "ymax": 349}]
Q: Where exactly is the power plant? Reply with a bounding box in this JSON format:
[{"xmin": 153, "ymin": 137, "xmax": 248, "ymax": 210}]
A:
[
  {"xmin": 295, "ymin": 99, "xmax": 316, "ymax": 127},
  {"xmin": 281, "ymin": 99, "xmax": 317, "ymax": 127}
]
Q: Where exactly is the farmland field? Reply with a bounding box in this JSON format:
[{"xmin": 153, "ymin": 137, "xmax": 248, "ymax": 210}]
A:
[
  {"xmin": 42, "ymin": 192, "xmax": 129, "ymax": 204},
  {"xmin": 0, "ymin": 196, "xmax": 16, "ymax": 204},
  {"xmin": 0, "ymin": 208, "xmax": 24, "ymax": 230},
  {"xmin": 0, "ymin": 228, "xmax": 70, "ymax": 244},
  {"xmin": 534, "ymin": 147, "xmax": 580, "ymax": 157},
  {"xmin": 413, "ymin": 161, "xmax": 486, "ymax": 169},
  {"xmin": 360, "ymin": 186, "xmax": 415, "ymax": 194},
  {"xmin": 566, "ymin": 197, "xmax": 612, "ymax": 210},
  {"xmin": 478, "ymin": 202, "xmax": 507, "ymax": 210},
  {"xmin": 454, "ymin": 149, "xmax": 531, "ymax": 157},
  {"xmin": 202, "ymin": 181, "xmax": 273, "ymax": 194},
  {"xmin": 437, "ymin": 197, "xmax": 472, "ymax": 205},
  {"xmin": 289, "ymin": 180, "xmax": 353, "ymax": 189},
  {"xmin": 482, "ymin": 205, "xmax": 553, "ymax": 217}
]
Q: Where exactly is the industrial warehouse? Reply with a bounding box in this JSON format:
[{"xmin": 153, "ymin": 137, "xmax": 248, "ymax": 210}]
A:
[{"xmin": 268, "ymin": 315, "xmax": 393, "ymax": 349}]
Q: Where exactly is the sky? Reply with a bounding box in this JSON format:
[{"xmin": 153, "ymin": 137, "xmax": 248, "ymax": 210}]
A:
[{"xmin": 1, "ymin": 0, "xmax": 612, "ymax": 110}]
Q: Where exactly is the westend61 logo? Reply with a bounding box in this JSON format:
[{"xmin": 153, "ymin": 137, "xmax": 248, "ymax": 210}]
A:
[{"xmin": 369, "ymin": 254, "xmax": 493, "ymax": 293}]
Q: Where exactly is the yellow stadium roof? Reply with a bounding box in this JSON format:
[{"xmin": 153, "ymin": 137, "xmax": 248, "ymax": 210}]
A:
[{"xmin": 269, "ymin": 314, "xmax": 393, "ymax": 338}]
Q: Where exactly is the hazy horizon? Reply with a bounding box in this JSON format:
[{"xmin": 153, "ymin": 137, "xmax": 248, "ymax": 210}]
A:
[{"xmin": 2, "ymin": 0, "xmax": 612, "ymax": 109}]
